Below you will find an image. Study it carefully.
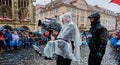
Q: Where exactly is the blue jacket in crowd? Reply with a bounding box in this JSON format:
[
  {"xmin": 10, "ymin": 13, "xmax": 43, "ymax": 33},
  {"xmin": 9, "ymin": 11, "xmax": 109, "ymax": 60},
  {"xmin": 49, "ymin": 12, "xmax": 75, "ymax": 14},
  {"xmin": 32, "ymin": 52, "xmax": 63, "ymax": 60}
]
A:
[{"xmin": 4, "ymin": 31, "xmax": 12, "ymax": 40}]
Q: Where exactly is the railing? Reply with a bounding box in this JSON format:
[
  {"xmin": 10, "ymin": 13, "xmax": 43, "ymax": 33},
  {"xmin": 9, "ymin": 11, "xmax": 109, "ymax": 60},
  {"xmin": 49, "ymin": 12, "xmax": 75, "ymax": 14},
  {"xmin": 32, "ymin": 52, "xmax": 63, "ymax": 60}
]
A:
[
  {"xmin": 19, "ymin": 19, "xmax": 31, "ymax": 23},
  {"xmin": 0, "ymin": 20, "xmax": 13, "ymax": 24},
  {"xmin": 0, "ymin": 18, "xmax": 31, "ymax": 24}
]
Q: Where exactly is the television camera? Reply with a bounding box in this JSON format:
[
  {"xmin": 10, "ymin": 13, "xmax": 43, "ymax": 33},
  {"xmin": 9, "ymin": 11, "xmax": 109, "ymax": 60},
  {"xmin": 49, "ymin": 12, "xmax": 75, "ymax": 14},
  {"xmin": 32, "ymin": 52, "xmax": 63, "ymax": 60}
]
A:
[
  {"xmin": 38, "ymin": 17, "xmax": 62, "ymax": 40},
  {"xmin": 38, "ymin": 17, "xmax": 61, "ymax": 33}
]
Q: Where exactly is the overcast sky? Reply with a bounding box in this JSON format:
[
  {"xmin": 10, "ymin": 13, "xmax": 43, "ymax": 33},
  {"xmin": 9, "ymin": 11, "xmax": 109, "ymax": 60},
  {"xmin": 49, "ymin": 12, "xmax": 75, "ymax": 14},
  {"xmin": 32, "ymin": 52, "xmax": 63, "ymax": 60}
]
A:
[{"xmin": 33, "ymin": 0, "xmax": 120, "ymax": 13}]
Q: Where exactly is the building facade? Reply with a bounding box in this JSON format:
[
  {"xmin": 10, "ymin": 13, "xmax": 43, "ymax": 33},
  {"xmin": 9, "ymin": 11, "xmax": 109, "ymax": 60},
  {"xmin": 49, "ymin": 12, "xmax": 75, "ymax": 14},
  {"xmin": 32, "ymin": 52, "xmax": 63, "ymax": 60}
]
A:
[
  {"xmin": 36, "ymin": 0, "xmax": 116, "ymax": 31},
  {"xmin": 117, "ymin": 13, "xmax": 120, "ymax": 29},
  {"xmin": 100, "ymin": 8, "xmax": 116, "ymax": 31},
  {"xmin": 0, "ymin": 0, "xmax": 35, "ymax": 31}
]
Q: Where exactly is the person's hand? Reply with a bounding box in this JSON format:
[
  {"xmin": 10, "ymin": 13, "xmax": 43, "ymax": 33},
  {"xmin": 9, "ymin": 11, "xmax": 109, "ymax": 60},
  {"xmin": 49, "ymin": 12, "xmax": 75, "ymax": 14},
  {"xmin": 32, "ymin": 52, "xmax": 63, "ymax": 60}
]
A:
[
  {"xmin": 0, "ymin": 38, "xmax": 3, "ymax": 40},
  {"xmin": 51, "ymin": 36, "xmax": 55, "ymax": 41},
  {"xmin": 52, "ymin": 31, "xmax": 58, "ymax": 37},
  {"xmin": 53, "ymin": 31, "xmax": 58, "ymax": 35},
  {"xmin": 96, "ymin": 52, "xmax": 102, "ymax": 58}
]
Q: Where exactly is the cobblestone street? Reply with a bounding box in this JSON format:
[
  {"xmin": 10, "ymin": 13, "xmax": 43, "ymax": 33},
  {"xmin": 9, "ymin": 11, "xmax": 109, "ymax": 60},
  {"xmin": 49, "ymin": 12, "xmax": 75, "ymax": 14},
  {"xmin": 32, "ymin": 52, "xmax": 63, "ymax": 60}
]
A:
[
  {"xmin": 80, "ymin": 42, "xmax": 119, "ymax": 65},
  {"xmin": 0, "ymin": 0, "xmax": 119, "ymax": 65},
  {"xmin": 0, "ymin": 42, "xmax": 119, "ymax": 65}
]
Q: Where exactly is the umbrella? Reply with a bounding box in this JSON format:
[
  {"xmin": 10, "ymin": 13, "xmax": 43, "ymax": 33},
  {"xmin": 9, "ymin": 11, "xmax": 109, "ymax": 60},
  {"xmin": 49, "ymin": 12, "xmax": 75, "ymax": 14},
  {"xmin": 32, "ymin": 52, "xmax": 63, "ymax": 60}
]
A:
[
  {"xmin": 33, "ymin": 31, "xmax": 39, "ymax": 35},
  {"xmin": 18, "ymin": 28, "xmax": 26, "ymax": 31},
  {"xmin": 1, "ymin": 26, "xmax": 5, "ymax": 30},
  {"xmin": 12, "ymin": 28, "xmax": 26, "ymax": 32},
  {"xmin": 12, "ymin": 28, "xmax": 19, "ymax": 31}
]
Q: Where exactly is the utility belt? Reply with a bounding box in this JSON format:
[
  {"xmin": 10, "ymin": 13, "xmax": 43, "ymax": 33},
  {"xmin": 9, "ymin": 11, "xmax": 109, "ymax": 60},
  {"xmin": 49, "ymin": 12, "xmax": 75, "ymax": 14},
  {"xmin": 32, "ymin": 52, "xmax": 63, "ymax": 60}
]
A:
[
  {"xmin": 57, "ymin": 38, "xmax": 69, "ymax": 43},
  {"xmin": 57, "ymin": 38, "xmax": 75, "ymax": 50}
]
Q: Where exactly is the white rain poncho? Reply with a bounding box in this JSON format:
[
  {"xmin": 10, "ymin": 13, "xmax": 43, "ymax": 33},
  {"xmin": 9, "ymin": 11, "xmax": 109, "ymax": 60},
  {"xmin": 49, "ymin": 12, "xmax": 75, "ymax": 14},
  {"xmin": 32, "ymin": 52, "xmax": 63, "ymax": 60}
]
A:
[{"xmin": 43, "ymin": 12, "xmax": 82, "ymax": 65}]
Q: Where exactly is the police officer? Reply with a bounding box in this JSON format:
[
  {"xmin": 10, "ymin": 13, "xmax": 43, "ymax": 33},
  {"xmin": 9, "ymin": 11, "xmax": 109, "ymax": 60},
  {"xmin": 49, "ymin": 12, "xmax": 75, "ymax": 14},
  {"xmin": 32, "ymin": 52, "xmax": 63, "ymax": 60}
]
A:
[{"xmin": 88, "ymin": 12, "xmax": 109, "ymax": 65}]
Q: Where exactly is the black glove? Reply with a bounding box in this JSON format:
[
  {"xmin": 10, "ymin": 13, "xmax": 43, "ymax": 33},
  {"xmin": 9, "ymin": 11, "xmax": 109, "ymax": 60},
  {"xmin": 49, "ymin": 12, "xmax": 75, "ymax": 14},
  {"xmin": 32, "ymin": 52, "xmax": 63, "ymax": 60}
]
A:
[
  {"xmin": 96, "ymin": 52, "xmax": 103, "ymax": 58},
  {"xmin": 96, "ymin": 46, "xmax": 105, "ymax": 58}
]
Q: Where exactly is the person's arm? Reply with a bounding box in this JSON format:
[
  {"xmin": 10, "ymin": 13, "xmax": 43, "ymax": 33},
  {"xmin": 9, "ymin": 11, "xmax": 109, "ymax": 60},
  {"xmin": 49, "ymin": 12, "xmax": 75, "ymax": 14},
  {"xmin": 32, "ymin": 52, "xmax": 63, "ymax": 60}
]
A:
[{"xmin": 98, "ymin": 27, "xmax": 108, "ymax": 52}]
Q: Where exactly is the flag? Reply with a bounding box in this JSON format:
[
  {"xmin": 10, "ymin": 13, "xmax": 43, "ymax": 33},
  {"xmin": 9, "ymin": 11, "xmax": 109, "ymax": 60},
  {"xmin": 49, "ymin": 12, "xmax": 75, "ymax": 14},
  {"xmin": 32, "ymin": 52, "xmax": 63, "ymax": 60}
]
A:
[{"xmin": 111, "ymin": 0, "xmax": 120, "ymax": 5}]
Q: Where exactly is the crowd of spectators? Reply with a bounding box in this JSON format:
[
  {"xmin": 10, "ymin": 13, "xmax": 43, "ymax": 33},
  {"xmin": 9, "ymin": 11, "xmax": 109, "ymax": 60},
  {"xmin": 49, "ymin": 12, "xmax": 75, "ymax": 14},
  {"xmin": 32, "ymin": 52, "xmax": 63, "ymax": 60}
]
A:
[{"xmin": 0, "ymin": 28, "xmax": 50, "ymax": 52}]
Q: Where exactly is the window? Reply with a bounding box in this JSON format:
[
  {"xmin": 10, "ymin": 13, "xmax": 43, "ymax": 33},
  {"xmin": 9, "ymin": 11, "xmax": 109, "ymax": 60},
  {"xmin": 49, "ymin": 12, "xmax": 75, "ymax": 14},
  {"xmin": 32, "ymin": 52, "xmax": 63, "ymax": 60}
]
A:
[
  {"xmin": 81, "ymin": 10, "xmax": 84, "ymax": 15},
  {"xmin": 21, "ymin": 1, "xmax": 23, "ymax": 7},
  {"xmin": 56, "ymin": 15, "xmax": 60, "ymax": 22},
  {"xmin": 18, "ymin": 0, "xmax": 21, "ymax": 8},
  {"xmin": 50, "ymin": 10, "xmax": 53, "ymax": 15},
  {"xmin": 2, "ymin": 9, "xmax": 7, "ymax": 17},
  {"xmin": 0, "ymin": 0, "xmax": 2, "ymax": 6},
  {"xmin": 103, "ymin": 14, "xmax": 105, "ymax": 18},
  {"xmin": 3, "ymin": 0, "xmax": 4, "ymax": 4},
  {"xmin": 50, "ymin": 10, "xmax": 54, "ymax": 15},
  {"xmin": 6, "ymin": 0, "xmax": 8, "ymax": 5},
  {"xmin": 0, "ymin": 6, "xmax": 12, "ymax": 18},
  {"xmin": 45, "ymin": 12, "xmax": 48, "ymax": 16},
  {"xmin": 24, "ymin": 1, "xmax": 26, "ymax": 8},
  {"xmin": 36, "ymin": 14, "xmax": 39, "ymax": 19},
  {"xmin": 27, "ymin": 1, "xmax": 29, "ymax": 6},
  {"xmin": 87, "ymin": 12, "xmax": 91, "ymax": 16},
  {"xmin": 56, "ymin": 8, "xmax": 60, "ymax": 13},
  {"xmin": 72, "ymin": 15, "xmax": 76, "ymax": 22},
  {"xmin": 77, "ymin": 9, "xmax": 79, "ymax": 14},
  {"xmin": 87, "ymin": 18, "xmax": 89, "ymax": 22},
  {"xmin": 66, "ymin": 7, "xmax": 71, "ymax": 12},
  {"xmin": 80, "ymin": 16, "xmax": 84, "ymax": 22},
  {"xmin": 40, "ymin": 13, "xmax": 43, "ymax": 18},
  {"xmin": 87, "ymin": 12, "xmax": 91, "ymax": 22},
  {"xmin": 72, "ymin": 8, "xmax": 76, "ymax": 13},
  {"xmin": 9, "ymin": 0, "xmax": 11, "ymax": 7},
  {"xmin": 78, "ymin": 3, "xmax": 87, "ymax": 9}
]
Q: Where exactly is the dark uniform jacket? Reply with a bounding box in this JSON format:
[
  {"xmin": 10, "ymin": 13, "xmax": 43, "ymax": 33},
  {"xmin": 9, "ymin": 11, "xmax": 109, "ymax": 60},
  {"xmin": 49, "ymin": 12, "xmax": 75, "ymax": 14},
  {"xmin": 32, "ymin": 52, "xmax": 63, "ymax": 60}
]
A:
[{"xmin": 88, "ymin": 13, "xmax": 109, "ymax": 53}]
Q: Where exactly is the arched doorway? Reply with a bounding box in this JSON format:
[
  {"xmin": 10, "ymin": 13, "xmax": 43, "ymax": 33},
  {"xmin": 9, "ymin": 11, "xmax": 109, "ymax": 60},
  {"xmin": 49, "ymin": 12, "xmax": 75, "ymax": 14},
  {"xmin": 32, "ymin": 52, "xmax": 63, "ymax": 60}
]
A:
[{"xmin": 0, "ymin": 6, "xmax": 12, "ymax": 18}]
